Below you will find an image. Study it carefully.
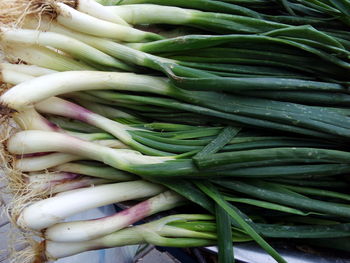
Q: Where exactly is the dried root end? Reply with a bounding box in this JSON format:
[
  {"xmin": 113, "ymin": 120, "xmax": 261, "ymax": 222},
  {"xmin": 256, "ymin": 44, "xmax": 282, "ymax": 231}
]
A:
[
  {"xmin": 9, "ymin": 236, "xmax": 49, "ymax": 263},
  {"xmin": 0, "ymin": 117, "xmax": 47, "ymax": 229},
  {"xmin": 0, "ymin": 0, "xmax": 78, "ymax": 28}
]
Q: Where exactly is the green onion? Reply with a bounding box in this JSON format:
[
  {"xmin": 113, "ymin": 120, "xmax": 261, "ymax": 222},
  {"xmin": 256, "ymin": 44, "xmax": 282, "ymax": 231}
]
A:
[
  {"xmin": 1, "ymin": 28, "xmax": 134, "ymax": 71},
  {"xmin": 49, "ymin": 2, "xmax": 163, "ymax": 42},
  {"xmin": 76, "ymin": 0, "xmax": 130, "ymax": 25},
  {"xmin": 45, "ymin": 190, "xmax": 185, "ymax": 242},
  {"xmin": 18, "ymin": 180, "xmax": 164, "ymax": 230},
  {"xmin": 35, "ymin": 97, "xmax": 173, "ymax": 156},
  {"xmin": 41, "ymin": 214, "xmax": 215, "ymax": 260},
  {"xmin": 105, "ymin": 4, "xmax": 286, "ymax": 34},
  {"xmin": 7, "ymin": 130, "xmax": 196, "ymax": 177},
  {"xmin": 15, "ymin": 153, "xmax": 84, "ymax": 172}
]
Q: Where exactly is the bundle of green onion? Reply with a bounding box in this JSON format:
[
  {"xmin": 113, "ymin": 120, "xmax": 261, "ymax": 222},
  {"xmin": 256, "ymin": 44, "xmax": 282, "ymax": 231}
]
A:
[{"xmin": 1, "ymin": 0, "xmax": 350, "ymax": 263}]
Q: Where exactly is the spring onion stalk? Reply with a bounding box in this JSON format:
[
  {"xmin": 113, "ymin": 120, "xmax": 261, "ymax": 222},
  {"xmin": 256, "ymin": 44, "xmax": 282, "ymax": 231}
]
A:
[
  {"xmin": 26, "ymin": 172, "xmax": 114, "ymax": 194},
  {"xmin": 104, "ymin": 4, "xmax": 286, "ymax": 34},
  {"xmin": 45, "ymin": 190, "xmax": 186, "ymax": 242},
  {"xmin": 35, "ymin": 97, "xmax": 172, "ymax": 156},
  {"xmin": 0, "ymin": 28, "xmax": 133, "ymax": 71},
  {"xmin": 15, "ymin": 140, "xmax": 128, "ymax": 177},
  {"xmin": 0, "ymin": 63, "xmax": 57, "ymax": 76},
  {"xmin": 49, "ymin": 2, "xmax": 163, "ymax": 42},
  {"xmin": 18, "ymin": 180, "xmax": 164, "ymax": 230},
  {"xmin": 2, "ymin": 43, "xmax": 94, "ymax": 71},
  {"xmin": 0, "ymin": 69, "xmax": 34, "ymax": 86},
  {"xmin": 16, "ymin": 112, "xmax": 130, "ymax": 149},
  {"xmin": 0, "ymin": 71, "xmax": 173, "ymax": 111},
  {"xmin": 105, "ymin": 0, "xmax": 262, "ymax": 17},
  {"xmin": 97, "ymin": 0, "xmax": 349, "ymax": 27},
  {"xmin": 10, "ymin": 130, "xmax": 350, "ymax": 180},
  {"xmin": 13, "ymin": 107, "xmax": 130, "ymax": 150},
  {"xmin": 37, "ymin": 214, "xmax": 215, "ymax": 260},
  {"xmin": 50, "ymin": 162, "xmax": 136, "ymax": 181},
  {"xmin": 15, "ymin": 153, "xmax": 85, "ymax": 172},
  {"xmin": 7, "ymin": 130, "xmax": 195, "ymax": 178},
  {"xmin": 76, "ymin": 0, "xmax": 130, "ymax": 25},
  {"xmin": 13, "ymin": 108, "xmax": 129, "ymax": 149}
]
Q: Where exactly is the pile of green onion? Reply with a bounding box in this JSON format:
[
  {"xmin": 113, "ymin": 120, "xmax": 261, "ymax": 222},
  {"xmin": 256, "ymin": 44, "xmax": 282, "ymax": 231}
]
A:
[{"xmin": 2, "ymin": 0, "xmax": 350, "ymax": 262}]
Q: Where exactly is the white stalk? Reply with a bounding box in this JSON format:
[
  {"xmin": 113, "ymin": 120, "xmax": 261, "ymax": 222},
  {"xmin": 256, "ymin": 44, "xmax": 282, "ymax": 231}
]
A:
[
  {"xmin": 0, "ymin": 69, "xmax": 33, "ymax": 85},
  {"xmin": 109, "ymin": 4, "xmax": 193, "ymax": 25},
  {"xmin": 1, "ymin": 28, "xmax": 131, "ymax": 70},
  {"xmin": 55, "ymin": 2, "xmax": 162, "ymax": 42},
  {"xmin": 1, "ymin": 71, "xmax": 171, "ymax": 111},
  {"xmin": 1, "ymin": 63, "xmax": 57, "ymax": 76},
  {"xmin": 18, "ymin": 180, "xmax": 164, "ymax": 230},
  {"xmin": 45, "ymin": 227, "xmax": 143, "ymax": 259},
  {"xmin": 3, "ymin": 43, "xmax": 93, "ymax": 71},
  {"xmin": 77, "ymin": 0, "xmax": 130, "ymax": 26},
  {"xmin": 45, "ymin": 190, "xmax": 184, "ymax": 241},
  {"xmin": 13, "ymin": 134, "xmax": 130, "ymax": 173},
  {"xmin": 15, "ymin": 153, "xmax": 84, "ymax": 172},
  {"xmin": 8, "ymin": 130, "xmax": 174, "ymax": 168}
]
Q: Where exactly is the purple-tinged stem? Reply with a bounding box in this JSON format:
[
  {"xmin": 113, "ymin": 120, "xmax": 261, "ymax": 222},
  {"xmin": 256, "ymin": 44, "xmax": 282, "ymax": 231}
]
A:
[{"xmin": 45, "ymin": 190, "xmax": 185, "ymax": 241}]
